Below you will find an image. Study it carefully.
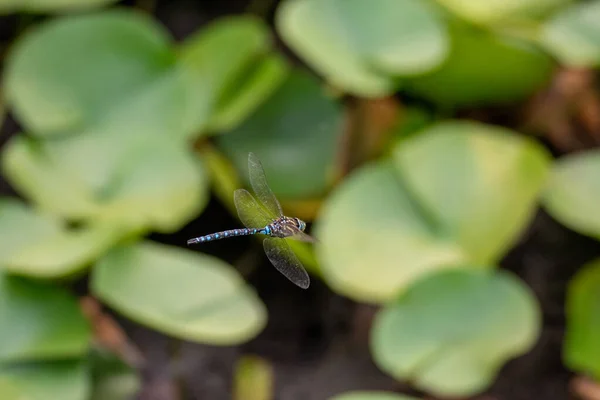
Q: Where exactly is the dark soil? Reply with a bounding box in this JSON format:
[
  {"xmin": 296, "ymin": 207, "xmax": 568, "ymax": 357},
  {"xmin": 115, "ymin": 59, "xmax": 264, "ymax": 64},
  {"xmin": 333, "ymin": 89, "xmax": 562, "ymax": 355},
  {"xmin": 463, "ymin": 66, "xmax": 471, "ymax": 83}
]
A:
[{"xmin": 2, "ymin": 1, "xmax": 600, "ymax": 400}]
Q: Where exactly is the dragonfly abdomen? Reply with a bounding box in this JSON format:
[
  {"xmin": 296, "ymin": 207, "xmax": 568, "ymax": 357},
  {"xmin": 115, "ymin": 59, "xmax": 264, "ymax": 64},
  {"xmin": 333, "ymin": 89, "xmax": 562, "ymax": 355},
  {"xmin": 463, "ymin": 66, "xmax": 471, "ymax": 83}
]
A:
[{"xmin": 187, "ymin": 227, "xmax": 265, "ymax": 245}]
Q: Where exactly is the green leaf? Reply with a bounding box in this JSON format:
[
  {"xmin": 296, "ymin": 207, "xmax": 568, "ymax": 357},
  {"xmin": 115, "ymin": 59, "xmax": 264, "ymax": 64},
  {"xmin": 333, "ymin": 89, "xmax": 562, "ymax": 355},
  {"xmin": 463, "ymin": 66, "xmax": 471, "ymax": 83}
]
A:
[
  {"xmin": 3, "ymin": 134, "xmax": 208, "ymax": 234},
  {"xmin": 329, "ymin": 392, "xmax": 420, "ymax": 400},
  {"xmin": 564, "ymin": 259, "xmax": 600, "ymax": 380},
  {"xmin": 315, "ymin": 121, "xmax": 550, "ymax": 303},
  {"xmin": 0, "ymin": 0, "xmax": 118, "ymax": 14},
  {"xmin": 89, "ymin": 348, "xmax": 140, "ymax": 400},
  {"xmin": 178, "ymin": 15, "xmax": 289, "ymax": 135},
  {"xmin": 541, "ymin": 1, "xmax": 600, "ymax": 68},
  {"xmin": 434, "ymin": 0, "xmax": 571, "ymax": 25},
  {"xmin": 4, "ymin": 10, "xmax": 180, "ymax": 138},
  {"xmin": 0, "ymin": 198, "xmax": 121, "ymax": 278},
  {"xmin": 217, "ymin": 70, "xmax": 344, "ymax": 200},
  {"xmin": 371, "ymin": 269, "xmax": 541, "ymax": 397},
  {"xmin": 0, "ymin": 273, "xmax": 91, "ymax": 363},
  {"xmin": 91, "ymin": 241, "xmax": 267, "ymax": 345},
  {"xmin": 4, "ymin": 11, "xmax": 282, "ymax": 141},
  {"xmin": 542, "ymin": 149, "xmax": 600, "ymax": 240},
  {"xmin": 404, "ymin": 21, "xmax": 555, "ymax": 108},
  {"xmin": 0, "ymin": 361, "xmax": 89, "ymax": 400},
  {"xmin": 393, "ymin": 122, "xmax": 550, "ymax": 264},
  {"xmin": 276, "ymin": 0, "xmax": 448, "ymax": 97}
]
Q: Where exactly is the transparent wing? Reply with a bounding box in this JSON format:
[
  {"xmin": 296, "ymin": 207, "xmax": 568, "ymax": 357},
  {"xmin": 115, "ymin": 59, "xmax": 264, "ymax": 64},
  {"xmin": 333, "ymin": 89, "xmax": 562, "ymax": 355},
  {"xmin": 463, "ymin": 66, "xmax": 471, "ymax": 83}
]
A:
[
  {"xmin": 248, "ymin": 152, "xmax": 283, "ymax": 218},
  {"xmin": 234, "ymin": 189, "xmax": 273, "ymax": 229},
  {"xmin": 263, "ymin": 237, "xmax": 310, "ymax": 289},
  {"xmin": 288, "ymin": 226, "xmax": 319, "ymax": 243}
]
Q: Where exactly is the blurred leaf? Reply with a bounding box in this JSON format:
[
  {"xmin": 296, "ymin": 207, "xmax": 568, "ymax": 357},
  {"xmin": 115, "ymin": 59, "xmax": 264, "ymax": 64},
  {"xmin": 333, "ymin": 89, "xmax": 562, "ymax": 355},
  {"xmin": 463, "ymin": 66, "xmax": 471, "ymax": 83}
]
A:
[
  {"xmin": 371, "ymin": 269, "xmax": 541, "ymax": 397},
  {"xmin": 0, "ymin": 0, "xmax": 118, "ymax": 14},
  {"xmin": 564, "ymin": 259, "xmax": 600, "ymax": 380},
  {"xmin": 233, "ymin": 355, "xmax": 273, "ymax": 400},
  {"xmin": 0, "ymin": 273, "xmax": 91, "ymax": 363},
  {"xmin": 330, "ymin": 392, "xmax": 420, "ymax": 400},
  {"xmin": 542, "ymin": 149, "xmax": 600, "ymax": 240},
  {"xmin": 217, "ymin": 70, "xmax": 344, "ymax": 200},
  {"xmin": 4, "ymin": 11, "xmax": 282, "ymax": 142},
  {"xmin": 404, "ymin": 21, "xmax": 555, "ymax": 108},
  {"xmin": 208, "ymin": 53, "xmax": 290, "ymax": 132},
  {"xmin": 0, "ymin": 198, "xmax": 121, "ymax": 278},
  {"xmin": 89, "ymin": 348, "xmax": 140, "ymax": 400},
  {"xmin": 435, "ymin": 0, "xmax": 571, "ymax": 25},
  {"xmin": 393, "ymin": 122, "xmax": 550, "ymax": 263},
  {"xmin": 5, "ymin": 224, "xmax": 122, "ymax": 279},
  {"xmin": 315, "ymin": 121, "xmax": 550, "ymax": 303},
  {"xmin": 276, "ymin": 0, "xmax": 448, "ymax": 97},
  {"xmin": 541, "ymin": 1, "xmax": 600, "ymax": 68},
  {"xmin": 178, "ymin": 16, "xmax": 289, "ymax": 135},
  {"xmin": 4, "ymin": 10, "xmax": 180, "ymax": 138},
  {"xmin": 92, "ymin": 241, "xmax": 267, "ymax": 345},
  {"xmin": 0, "ymin": 361, "xmax": 89, "ymax": 400},
  {"xmin": 3, "ymin": 134, "xmax": 208, "ymax": 234},
  {"xmin": 0, "ymin": 198, "xmax": 61, "ymax": 265}
]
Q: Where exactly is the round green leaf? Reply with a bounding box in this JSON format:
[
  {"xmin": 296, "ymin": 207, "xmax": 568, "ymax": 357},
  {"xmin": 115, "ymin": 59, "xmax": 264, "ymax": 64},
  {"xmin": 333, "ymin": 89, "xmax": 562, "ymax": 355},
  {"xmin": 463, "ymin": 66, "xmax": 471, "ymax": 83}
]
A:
[
  {"xmin": 91, "ymin": 241, "xmax": 267, "ymax": 345},
  {"xmin": 0, "ymin": 198, "xmax": 121, "ymax": 278},
  {"xmin": 435, "ymin": 0, "xmax": 571, "ymax": 25},
  {"xmin": 0, "ymin": 0, "xmax": 117, "ymax": 14},
  {"xmin": 0, "ymin": 273, "xmax": 91, "ymax": 363},
  {"xmin": 3, "ymin": 134, "xmax": 208, "ymax": 234},
  {"xmin": 371, "ymin": 269, "xmax": 541, "ymax": 397},
  {"xmin": 541, "ymin": 1, "xmax": 600, "ymax": 68},
  {"xmin": 564, "ymin": 259, "xmax": 600, "ymax": 379},
  {"xmin": 4, "ymin": 10, "xmax": 180, "ymax": 138},
  {"xmin": 330, "ymin": 392, "xmax": 420, "ymax": 400},
  {"xmin": 217, "ymin": 69, "xmax": 344, "ymax": 199},
  {"xmin": 4, "ymin": 11, "xmax": 281, "ymax": 141},
  {"xmin": 404, "ymin": 21, "xmax": 555, "ymax": 107},
  {"xmin": 315, "ymin": 121, "xmax": 550, "ymax": 303},
  {"xmin": 276, "ymin": 0, "xmax": 448, "ymax": 97},
  {"xmin": 0, "ymin": 361, "xmax": 89, "ymax": 400},
  {"xmin": 393, "ymin": 121, "xmax": 550, "ymax": 264},
  {"xmin": 542, "ymin": 149, "xmax": 600, "ymax": 240}
]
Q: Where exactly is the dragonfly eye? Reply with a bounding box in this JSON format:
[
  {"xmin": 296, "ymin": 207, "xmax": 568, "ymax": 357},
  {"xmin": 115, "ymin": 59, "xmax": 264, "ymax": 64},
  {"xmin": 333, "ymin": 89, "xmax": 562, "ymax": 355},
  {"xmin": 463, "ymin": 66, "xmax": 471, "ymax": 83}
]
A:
[{"xmin": 294, "ymin": 217, "xmax": 306, "ymax": 231}]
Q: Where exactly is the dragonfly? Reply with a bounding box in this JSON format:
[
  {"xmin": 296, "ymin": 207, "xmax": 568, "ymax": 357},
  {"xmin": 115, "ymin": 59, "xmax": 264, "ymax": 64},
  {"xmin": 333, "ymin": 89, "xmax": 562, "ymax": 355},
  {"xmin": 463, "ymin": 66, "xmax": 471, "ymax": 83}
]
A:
[{"xmin": 187, "ymin": 152, "xmax": 316, "ymax": 289}]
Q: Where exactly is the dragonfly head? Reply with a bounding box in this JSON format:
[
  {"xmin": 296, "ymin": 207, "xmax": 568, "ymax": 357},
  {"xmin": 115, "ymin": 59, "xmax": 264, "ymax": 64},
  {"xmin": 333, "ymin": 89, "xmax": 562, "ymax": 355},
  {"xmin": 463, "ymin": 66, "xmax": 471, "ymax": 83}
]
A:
[{"xmin": 293, "ymin": 217, "xmax": 307, "ymax": 231}]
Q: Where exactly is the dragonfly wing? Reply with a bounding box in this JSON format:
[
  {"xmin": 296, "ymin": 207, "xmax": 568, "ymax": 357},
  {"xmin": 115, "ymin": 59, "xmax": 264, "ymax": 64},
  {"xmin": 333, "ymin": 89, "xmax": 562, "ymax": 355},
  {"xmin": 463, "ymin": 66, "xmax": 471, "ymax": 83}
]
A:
[
  {"xmin": 234, "ymin": 189, "xmax": 273, "ymax": 229},
  {"xmin": 248, "ymin": 152, "xmax": 283, "ymax": 217},
  {"xmin": 288, "ymin": 226, "xmax": 319, "ymax": 243},
  {"xmin": 263, "ymin": 237, "xmax": 310, "ymax": 289}
]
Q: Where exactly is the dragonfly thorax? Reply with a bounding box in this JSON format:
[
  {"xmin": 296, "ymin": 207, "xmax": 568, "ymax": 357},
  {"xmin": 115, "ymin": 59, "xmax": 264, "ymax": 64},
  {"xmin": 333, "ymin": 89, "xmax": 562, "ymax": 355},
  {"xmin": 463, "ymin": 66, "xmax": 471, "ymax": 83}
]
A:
[{"xmin": 267, "ymin": 216, "xmax": 306, "ymax": 238}]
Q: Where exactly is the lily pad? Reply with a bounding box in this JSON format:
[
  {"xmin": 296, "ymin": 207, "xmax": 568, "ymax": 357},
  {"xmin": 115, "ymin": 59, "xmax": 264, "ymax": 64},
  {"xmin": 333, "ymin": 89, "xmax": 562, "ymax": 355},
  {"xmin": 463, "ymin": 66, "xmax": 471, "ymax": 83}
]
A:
[
  {"xmin": 0, "ymin": 0, "xmax": 117, "ymax": 14},
  {"xmin": 91, "ymin": 241, "xmax": 267, "ymax": 345},
  {"xmin": 276, "ymin": 0, "xmax": 448, "ymax": 97},
  {"xmin": 330, "ymin": 392, "xmax": 420, "ymax": 400},
  {"xmin": 0, "ymin": 361, "xmax": 89, "ymax": 400},
  {"xmin": 4, "ymin": 10, "xmax": 284, "ymax": 141},
  {"xmin": 217, "ymin": 70, "xmax": 344, "ymax": 200},
  {"xmin": 564, "ymin": 259, "xmax": 600, "ymax": 379},
  {"xmin": 315, "ymin": 121, "xmax": 550, "ymax": 303},
  {"xmin": 0, "ymin": 198, "xmax": 121, "ymax": 278},
  {"xmin": 542, "ymin": 149, "xmax": 600, "ymax": 240},
  {"xmin": 404, "ymin": 21, "xmax": 555, "ymax": 108},
  {"xmin": 371, "ymin": 269, "xmax": 541, "ymax": 397},
  {"xmin": 0, "ymin": 272, "xmax": 91, "ymax": 363},
  {"xmin": 3, "ymin": 134, "xmax": 207, "ymax": 234},
  {"xmin": 541, "ymin": 1, "xmax": 600, "ymax": 70},
  {"xmin": 434, "ymin": 0, "xmax": 571, "ymax": 25}
]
